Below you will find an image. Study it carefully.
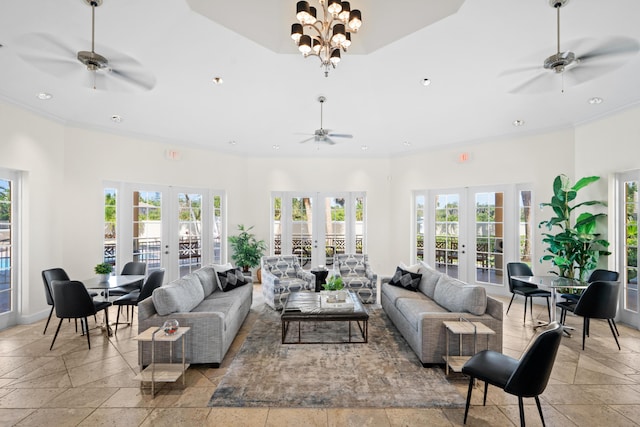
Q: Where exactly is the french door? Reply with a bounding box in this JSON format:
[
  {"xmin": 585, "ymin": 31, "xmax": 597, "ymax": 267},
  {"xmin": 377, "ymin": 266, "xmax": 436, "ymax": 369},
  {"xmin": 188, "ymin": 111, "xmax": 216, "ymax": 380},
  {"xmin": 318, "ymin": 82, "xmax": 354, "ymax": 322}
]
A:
[
  {"xmin": 416, "ymin": 186, "xmax": 512, "ymax": 286},
  {"xmin": 617, "ymin": 171, "xmax": 640, "ymax": 329},
  {"xmin": 272, "ymin": 192, "xmax": 366, "ymax": 270},
  {"xmin": 104, "ymin": 183, "xmax": 224, "ymax": 282},
  {"xmin": 0, "ymin": 170, "xmax": 19, "ymax": 328}
]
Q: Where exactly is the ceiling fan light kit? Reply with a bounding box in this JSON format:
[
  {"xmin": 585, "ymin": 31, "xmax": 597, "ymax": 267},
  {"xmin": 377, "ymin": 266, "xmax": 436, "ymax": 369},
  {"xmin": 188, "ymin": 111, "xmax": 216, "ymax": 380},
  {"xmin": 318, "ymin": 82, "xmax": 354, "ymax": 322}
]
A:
[
  {"xmin": 291, "ymin": 1, "xmax": 362, "ymax": 77},
  {"xmin": 298, "ymin": 96, "xmax": 353, "ymax": 145}
]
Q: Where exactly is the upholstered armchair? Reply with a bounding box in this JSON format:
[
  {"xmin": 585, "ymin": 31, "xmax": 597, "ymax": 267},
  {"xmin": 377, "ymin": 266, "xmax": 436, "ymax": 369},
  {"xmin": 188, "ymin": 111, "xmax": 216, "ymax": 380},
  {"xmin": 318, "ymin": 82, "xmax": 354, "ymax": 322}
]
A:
[
  {"xmin": 335, "ymin": 254, "xmax": 377, "ymax": 303},
  {"xmin": 261, "ymin": 255, "xmax": 316, "ymax": 310}
]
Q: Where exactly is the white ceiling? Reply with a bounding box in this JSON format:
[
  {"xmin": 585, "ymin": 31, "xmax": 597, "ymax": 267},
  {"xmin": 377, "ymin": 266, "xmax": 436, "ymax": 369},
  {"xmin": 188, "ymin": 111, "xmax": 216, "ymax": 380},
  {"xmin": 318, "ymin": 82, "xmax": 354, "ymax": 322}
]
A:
[{"xmin": 1, "ymin": 0, "xmax": 639, "ymax": 158}]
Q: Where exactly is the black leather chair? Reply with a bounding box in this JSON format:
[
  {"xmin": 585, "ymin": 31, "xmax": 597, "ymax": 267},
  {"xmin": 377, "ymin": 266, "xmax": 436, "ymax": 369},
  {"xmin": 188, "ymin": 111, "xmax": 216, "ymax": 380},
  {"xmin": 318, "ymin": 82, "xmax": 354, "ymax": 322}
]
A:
[
  {"xmin": 50, "ymin": 280, "xmax": 112, "ymax": 350},
  {"xmin": 107, "ymin": 261, "xmax": 147, "ymax": 296},
  {"xmin": 113, "ymin": 269, "xmax": 164, "ymax": 332},
  {"xmin": 506, "ymin": 262, "xmax": 551, "ymax": 324},
  {"xmin": 462, "ymin": 322, "xmax": 562, "ymax": 427},
  {"xmin": 571, "ymin": 280, "xmax": 621, "ymax": 350},
  {"xmin": 557, "ymin": 270, "xmax": 619, "ymax": 329},
  {"xmin": 41, "ymin": 268, "xmax": 70, "ymax": 334}
]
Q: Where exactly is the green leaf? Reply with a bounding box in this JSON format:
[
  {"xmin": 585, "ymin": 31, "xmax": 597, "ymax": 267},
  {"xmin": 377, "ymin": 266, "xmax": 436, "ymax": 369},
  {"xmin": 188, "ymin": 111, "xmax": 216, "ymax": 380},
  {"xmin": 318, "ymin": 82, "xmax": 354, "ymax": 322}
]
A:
[{"xmin": 572, "ymin": 176, "xmax": 600, "ymax": 192}]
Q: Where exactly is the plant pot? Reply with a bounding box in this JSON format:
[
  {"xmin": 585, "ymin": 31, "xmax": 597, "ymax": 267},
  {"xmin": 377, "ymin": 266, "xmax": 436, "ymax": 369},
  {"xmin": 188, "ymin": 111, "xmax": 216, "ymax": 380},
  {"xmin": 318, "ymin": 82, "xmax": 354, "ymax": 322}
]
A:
[
  {"xmin": 98, "ymin": 274, "xmax": 110, "ymax": 282},
  {"xmin": 256, "ymin": 268, "xmax": 262, "ymax": 284}
]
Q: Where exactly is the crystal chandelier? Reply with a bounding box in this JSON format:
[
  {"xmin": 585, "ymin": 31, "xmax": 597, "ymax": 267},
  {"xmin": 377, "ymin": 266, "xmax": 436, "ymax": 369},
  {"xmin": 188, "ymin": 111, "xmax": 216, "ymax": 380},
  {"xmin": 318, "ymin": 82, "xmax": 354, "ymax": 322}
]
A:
[{"xmin": 290, "ymin": 1, "xmax": 362, "ymax": 77}]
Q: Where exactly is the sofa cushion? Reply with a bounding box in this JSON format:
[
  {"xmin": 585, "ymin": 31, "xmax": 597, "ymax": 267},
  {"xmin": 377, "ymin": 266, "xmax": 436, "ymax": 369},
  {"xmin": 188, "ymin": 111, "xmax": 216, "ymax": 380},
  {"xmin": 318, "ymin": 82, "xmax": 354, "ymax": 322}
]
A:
[
  {"xmin": 152, "ymin": 273, "xmax": 205, "ymax": 316},
  {"xmin": 212, "ymin": 262, "xmax": 233, "ymax": 291},
  {"xmin": 417, "ymin": 261, "xmax": 442, "ymax": 299},
  {"xmin": 217, "ymin": 268, "xmax": 249, "ymax": 292},
  {"xmin": 395, "ymin": 297, "xmax": 448, "ymax": 330},
  {"xmin": 382, "ymin": 282, "xmax": 429, "ymax": 306},
  {"xmin": 433, "ymin": 275, "xmax": 487, "ymax": 315},
  {"xmin": 389, "ymin": 266, "xmax": 421, "ymax": 291},
  {"xmin": 193, "ymin": 266, "xmax": 217, "ymax": 296}
]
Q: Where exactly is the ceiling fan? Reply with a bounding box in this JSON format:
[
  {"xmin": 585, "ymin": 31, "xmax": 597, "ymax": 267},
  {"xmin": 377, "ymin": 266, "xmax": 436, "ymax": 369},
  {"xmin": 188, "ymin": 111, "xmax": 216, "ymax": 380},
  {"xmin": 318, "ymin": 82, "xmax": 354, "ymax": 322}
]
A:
[
  {"xmin": 15, "ymin": 0, "xmax": 155, "ymax": 92},
  {"xmin": 505, "ymin": 0, "xmax": 639, "ymax": 93},
  {"xmin": 298, "ymin": 96, "xmax": 353, "ymax": 145}
]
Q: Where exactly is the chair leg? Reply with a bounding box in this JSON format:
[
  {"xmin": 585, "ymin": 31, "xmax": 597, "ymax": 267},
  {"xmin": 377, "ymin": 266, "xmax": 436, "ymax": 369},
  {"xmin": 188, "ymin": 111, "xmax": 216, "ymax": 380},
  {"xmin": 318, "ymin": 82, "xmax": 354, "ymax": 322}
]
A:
[
  {"xmin": 523, "ymin": 296, "xmax": 528, "ymax": 324},
  {"xmin": 506, "ymin": 294, "xmax": 516, "ymax": 314},
  {"xmin": 582, "ymin": 317, "xmax": 587, "ymax": 350},
  {"xmin": 85, "ymin": 317, "xmax": 91, "ymax": 349},
  {"xmin": 535, "ymin": 396, "xmax": 546, "ymax": 427},
  {"xmin": 612, "ymin": 319, "xmax": 620, "ymax": 336},
  {"xmin": 608, "ymin": 319, "xmax": 621, "ymax": 350},
  {"xmin": 545, "ymin": 296, "xmax": 550, "ymax": 321},
  {"xmin": 50, "ymin": 318, "xmax": 64, "ymax": 351},
  {"xmin": 517, "ymin": 396, "xmax": 525, "ymax": 427},
  {"xmin": 464, "ymin": 377, "xmax": 474, "ymax": 424},
  {"xmin": 483, "ymin": 381, "xmax": 488, "ymax": 406},
  {"xmin": 43, "ymin": 306, "xmax": 54, "ymax": 334}
]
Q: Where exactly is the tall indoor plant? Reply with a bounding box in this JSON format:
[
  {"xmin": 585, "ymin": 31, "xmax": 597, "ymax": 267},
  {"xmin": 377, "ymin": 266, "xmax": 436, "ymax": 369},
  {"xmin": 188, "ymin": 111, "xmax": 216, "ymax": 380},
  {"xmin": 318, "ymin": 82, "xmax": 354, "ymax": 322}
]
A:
[
  {"xmin": 228, "ymin": 225, "xmax": 267, "ymax": 273},
  {"xmin": 539, "ymin": 174, "xmax": 610, "ymax": 281}
]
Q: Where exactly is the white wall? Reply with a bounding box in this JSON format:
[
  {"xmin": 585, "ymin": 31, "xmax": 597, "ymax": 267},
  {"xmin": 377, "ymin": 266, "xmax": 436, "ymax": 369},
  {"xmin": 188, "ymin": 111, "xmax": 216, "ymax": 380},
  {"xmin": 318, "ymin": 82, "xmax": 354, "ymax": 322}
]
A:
[{"xmin": 4, "ymin": 99, "xmax": 639, "ymax": 326}]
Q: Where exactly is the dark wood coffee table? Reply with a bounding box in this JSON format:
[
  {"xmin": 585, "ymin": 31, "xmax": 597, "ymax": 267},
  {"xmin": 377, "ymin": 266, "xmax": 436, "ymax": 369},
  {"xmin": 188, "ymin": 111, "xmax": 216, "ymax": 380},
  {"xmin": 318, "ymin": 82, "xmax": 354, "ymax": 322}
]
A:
[{"xmin": 281, "ymin": 291, "xmax": 369, "ymax": 344}]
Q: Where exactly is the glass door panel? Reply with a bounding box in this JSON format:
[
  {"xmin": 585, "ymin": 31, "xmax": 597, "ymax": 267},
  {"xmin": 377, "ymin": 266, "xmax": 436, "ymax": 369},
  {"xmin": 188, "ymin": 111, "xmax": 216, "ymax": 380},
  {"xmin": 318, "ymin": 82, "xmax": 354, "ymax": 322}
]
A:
[
  {"xmin": 133, "ymin": 190, "xmax": 163, "ymax": 274},
  {"xmin": 324, "ymin": 197, "xmax": 344, "ymax": 267},
  {"xmin": 474, "ymin": 192, "xmax": 504, "ymax": 285},
  {"xmin": 0, "ymin": 178, "xmax": 13, "ymax": 315},
  {"xmin": 415, "ymin": 195, "xmax": 425, "ymax": 262},
  {"xmin": 291, "ymin": 196, "xmax": 313, "ymax": 268},
  {"xmin": 178, "ymin": 192, "xmax": 202, "ymax": 276},
  {"xmin": 435, "ymin": 193, "xmax": 461, "ymax": 278},
  {"xmin": 624, "ymin": 180, "xmax": 638, "ymax": 314}
]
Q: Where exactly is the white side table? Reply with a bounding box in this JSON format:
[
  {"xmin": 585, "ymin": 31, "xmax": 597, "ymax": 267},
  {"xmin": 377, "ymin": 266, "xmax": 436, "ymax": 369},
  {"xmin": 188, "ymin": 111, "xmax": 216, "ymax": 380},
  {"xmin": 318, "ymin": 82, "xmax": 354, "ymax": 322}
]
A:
[
  {"xmin": 443, "ymin": 319, "xmax": 495, "ymax": 375},
  {"xmin": 134, "ymin": 326, "xmax": 191, "ymax": 396}
]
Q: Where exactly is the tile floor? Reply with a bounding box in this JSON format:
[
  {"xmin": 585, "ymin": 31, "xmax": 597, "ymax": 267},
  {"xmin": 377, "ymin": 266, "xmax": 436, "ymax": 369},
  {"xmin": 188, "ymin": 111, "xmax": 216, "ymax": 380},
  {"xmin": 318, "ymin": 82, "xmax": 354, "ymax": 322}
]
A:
[{"xmin": 0, "ymin": 286, "xmax": 639, "ymax": 426}]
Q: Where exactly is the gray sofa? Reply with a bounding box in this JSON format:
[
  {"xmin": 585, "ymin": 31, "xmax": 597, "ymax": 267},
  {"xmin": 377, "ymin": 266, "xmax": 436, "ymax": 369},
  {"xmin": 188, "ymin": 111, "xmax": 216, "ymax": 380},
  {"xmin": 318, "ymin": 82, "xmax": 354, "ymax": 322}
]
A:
[
  {"xmin": 381, "ymin": 261, "xmax": 503, "ymax": 366},
  {"xmin": 137, "ymin": 264, "xmax": 252, "ymax": 367}
]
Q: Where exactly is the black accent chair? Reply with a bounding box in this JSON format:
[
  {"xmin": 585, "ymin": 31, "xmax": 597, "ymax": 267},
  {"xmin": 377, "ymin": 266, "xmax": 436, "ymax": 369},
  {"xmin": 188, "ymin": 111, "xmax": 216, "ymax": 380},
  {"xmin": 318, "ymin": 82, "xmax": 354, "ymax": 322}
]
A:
[
  {"xmin": 107, "ymin": 261, "xmax": 147, "ymax": 297},
  {"xmin": 571, "ymin": 280, "xmax": 621, "ymax": 350},
  {"xmin": 50, "ymin": 280, "xmax": 112, "ymax": 350},
  {"xmin": 42, "ymin": 268, "xmax": 98, "ymax": 334},
  {"xmin": 557, "ymin": 270, "xmax": 619, "ymax": 330},
  {"xmin": 506, "ymin": 262, "xmax": 551, "ymax": 324},
  {"xmin": 113, "ymin": 269, "xmax": 164, "ymax": 332},
  {"xmin": 462, "ymin": 322, "xmax": 563, "ymax": 427}
]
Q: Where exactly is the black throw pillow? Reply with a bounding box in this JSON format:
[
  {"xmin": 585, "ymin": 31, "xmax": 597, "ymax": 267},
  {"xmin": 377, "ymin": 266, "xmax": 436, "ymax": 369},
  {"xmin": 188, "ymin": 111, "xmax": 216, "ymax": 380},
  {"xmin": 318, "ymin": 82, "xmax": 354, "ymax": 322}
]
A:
[
  {"xmin": 217, "ymin": 268, "xmax": 248, "ymax": 292},
  {"xmin": 389, "ymin": 266, "xmax": 422, "ymax": 291}
]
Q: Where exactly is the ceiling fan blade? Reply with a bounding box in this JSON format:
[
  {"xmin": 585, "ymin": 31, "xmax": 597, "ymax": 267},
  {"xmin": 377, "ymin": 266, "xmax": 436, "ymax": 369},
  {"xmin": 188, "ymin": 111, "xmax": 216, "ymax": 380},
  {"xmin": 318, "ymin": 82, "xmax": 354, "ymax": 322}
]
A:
[
  {"xmin": 327, "ymin": 133, "xmax": 353, "ymax": 138},
  {"xmin": 299, "ymin": 137, "xmax": 315, "ymax": 144},
  {"xmin": 509, "ymin": 72, "xmax": 553, "ymax": 94},
  {"xmin": 499, "ymin": 65, "xmax": 541, "ymax": 77},
  {"xmin": 109, "ymin": 68, "xmax": 156, "ymax": 91},
  {"xmin": 324, "ymin": 137, "xmax": 337, "ymax": 145},
  {"xmin": 564, "ymin": 63, "xmax": 627, "ymax": 86},
  {"xmin": 578, "ymin": 37, "xmax": 640, "ymax": 62}
]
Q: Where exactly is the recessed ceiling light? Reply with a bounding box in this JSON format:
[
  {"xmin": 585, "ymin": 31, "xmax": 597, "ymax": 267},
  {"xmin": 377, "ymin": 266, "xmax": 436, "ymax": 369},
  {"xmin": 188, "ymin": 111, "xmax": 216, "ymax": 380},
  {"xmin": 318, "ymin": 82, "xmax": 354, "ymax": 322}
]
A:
[
  {"xmin": 403, "ymin": 141, "xmax": 411, "ymax": 147},
  {"xmin": 421, "ymin": 78, "xmax": 431, "ymax": 86},
  {"xmin": 588, "ymin": 97, "xmax": 603, "ymax": 105},
  {"xmin": 212, "ymin": 77, "xmax": 223, "ymax": 85},
  {"xmin": 111, "ymin": 114, "xmax": 122, "ymax": 123},
  {"xmin": 361, "ymin": 145, "xmax": 369, "ymax": 151},
  {"xmin": 37, "ymin": 92, "xmax": 52, "ymax": 100},
  {"xmin": 228, "ymin": 140, "xmax": 237, "ymax": 145},
  {"xmin": 513, "ymin": 119, "xmax": 525, "ymax": 127},
  {"xmin": 272, "ymin": 144, "xmax": 280, "ymax": 150}
]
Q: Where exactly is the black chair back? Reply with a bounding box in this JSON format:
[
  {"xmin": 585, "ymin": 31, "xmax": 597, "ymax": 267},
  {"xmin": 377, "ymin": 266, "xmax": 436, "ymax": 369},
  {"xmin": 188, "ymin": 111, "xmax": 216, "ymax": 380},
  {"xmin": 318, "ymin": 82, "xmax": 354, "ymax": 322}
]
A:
[
  {"xmin": 574, "ymin": 281, "xmax": 620, "ymax": 320},
  {"xmin": 42, "ymin": 268, "xmax": 70, "ymax": 306},
  {"xmin": 121, "ymin": 261, "xmax": 147, "ymax": 276},
  {"xmin": 587, "ymin": 269, "xmax": 619, "ymax": 283},
  {"xmin": 138, "ymin": 269, "xmax": 165, "ymax": 302},
  {"xmin": 52, "ymin": 281, "xmax": 97, "ymax": 319},
  {"xmin": 506, "ymin": 262, "xmax": 534, "ymax": 292},
  {"xmin": 504, "ymin": 322, "xmax": 563, "ymax": 398}
]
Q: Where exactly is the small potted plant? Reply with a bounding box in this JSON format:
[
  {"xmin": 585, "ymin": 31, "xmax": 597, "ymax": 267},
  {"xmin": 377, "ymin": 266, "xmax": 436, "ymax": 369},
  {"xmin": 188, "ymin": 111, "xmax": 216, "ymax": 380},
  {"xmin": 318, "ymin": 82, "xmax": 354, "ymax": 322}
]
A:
[
  {"xmin": 94, "ymin": 262, "xmax": 113, "ymax": 282},
  {"xmin": 322, "ymin": 274, "xmax": 346, "ymax": 302}
]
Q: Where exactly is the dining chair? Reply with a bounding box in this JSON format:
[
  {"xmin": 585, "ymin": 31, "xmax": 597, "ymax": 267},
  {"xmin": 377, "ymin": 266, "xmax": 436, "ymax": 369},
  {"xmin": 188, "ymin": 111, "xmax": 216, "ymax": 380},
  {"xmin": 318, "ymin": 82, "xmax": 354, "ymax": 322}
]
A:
[
  {"xmin": 462, "ymin": 322, "xmax": 563, "ymax": 427},
  {"xmin": 107, "ymin": 261, "xmax": 147, "ymax": 296},
  {"xmin": 113, "ymin": 269, "xmax": 164, "ymax": 332},
  {"xmin": 572, "ymin": 280, "xmax": 621, "ymax": 350},
  {"xmin": 42, "ymin": 268, "xmax": 98, "ymax": 334},
  {"xmin": 50, "ymin": 280, "xmax": 112, "ymax": 350},
  {"xmin": 557, "ymin": 270, "xmax": 619, "ymax": 330},
  {"xmin": 506, "ymin": 262, "xmax": 551, "ymax": 324}
]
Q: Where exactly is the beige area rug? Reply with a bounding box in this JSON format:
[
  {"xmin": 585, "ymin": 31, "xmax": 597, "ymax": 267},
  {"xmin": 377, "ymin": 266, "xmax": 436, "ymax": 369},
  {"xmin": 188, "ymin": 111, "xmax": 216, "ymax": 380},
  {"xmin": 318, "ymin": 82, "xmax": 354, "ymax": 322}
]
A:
[{"xmin": 209, "ymin": 306, "xmax": 465, "ymax": 408}]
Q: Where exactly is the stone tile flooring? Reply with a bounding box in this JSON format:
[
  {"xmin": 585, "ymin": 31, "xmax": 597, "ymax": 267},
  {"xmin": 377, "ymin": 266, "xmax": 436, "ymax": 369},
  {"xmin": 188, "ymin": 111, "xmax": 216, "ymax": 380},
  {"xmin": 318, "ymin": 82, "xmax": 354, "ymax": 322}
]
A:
[{"xmin": 0, "ymin": 285, "xmax": 639, "ymax": 426}]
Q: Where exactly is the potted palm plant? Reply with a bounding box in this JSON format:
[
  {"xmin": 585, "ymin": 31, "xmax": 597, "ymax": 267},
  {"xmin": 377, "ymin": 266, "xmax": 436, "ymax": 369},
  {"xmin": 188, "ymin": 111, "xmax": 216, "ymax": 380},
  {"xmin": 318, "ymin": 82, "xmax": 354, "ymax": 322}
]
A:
[
  {"xmin": 228, "ymin": 225, "xmax": 267, "ymax": 275},
  {"xmin": 539, "ymin": 174, "xmax": 611, "ymax": 282}
]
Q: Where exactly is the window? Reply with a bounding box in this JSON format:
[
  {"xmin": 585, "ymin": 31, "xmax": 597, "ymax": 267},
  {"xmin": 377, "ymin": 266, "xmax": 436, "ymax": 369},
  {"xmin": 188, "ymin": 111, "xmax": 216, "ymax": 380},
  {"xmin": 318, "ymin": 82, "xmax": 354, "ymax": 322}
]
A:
[
  {"xmin": 518, "ymin": 190, "xmax": 533, "ymax": 264},
  {"xmin": 623, "ymin": 179, "xmax": 638, "ymax": 313},
  {"xmin": 0, "ymin": 177, "xmax": 13, "ymax": 315},
  {"xmin": 103, "ymin": 188, "xmax": 117, "ymax": 267},
  {"xmin": 474, "ymin": 192, "xmax": 503, "ymax": 284}
]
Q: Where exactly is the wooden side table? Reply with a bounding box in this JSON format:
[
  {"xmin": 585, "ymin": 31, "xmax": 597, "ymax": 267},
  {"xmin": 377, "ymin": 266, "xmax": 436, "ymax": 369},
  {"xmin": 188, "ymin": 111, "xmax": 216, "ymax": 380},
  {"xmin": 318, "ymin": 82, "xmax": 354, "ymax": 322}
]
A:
[
  {"xmin": 443, "ymin": 319, "xmax": 495, "ymax": 375},
  {"xmin": 134, "ymin": 326, "xmax": 191, "ymax": 396}
]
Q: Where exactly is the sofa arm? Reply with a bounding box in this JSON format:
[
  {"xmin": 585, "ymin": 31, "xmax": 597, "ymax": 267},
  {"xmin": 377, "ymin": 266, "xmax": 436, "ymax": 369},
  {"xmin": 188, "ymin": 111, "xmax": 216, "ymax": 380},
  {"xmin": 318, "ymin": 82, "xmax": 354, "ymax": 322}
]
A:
[
  {"xmin": 138, "ymin": 296, "xmax": 157, "ymax": 322},
  {"xmin": 380, "ymin": 275, "xmax": 393, "ymax": 285},
  {"xmin": 261, "ymin": 269, "xmax": 281, "ymax": 287},
  {"xmin": 296, "ymin": 269, "xmax": 315, "ymax": 284},
  {"xmin": 485, "ymin": 296, "xmax": 503, "ymax": 321}
]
